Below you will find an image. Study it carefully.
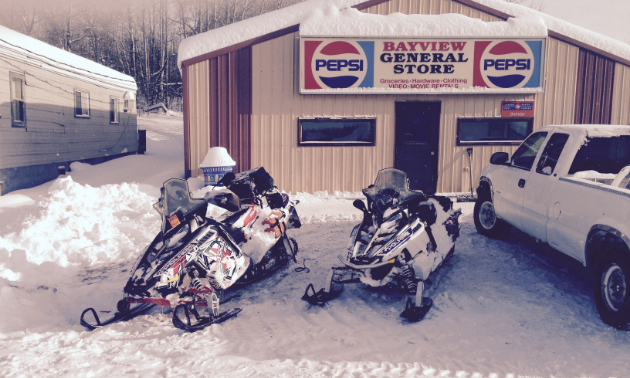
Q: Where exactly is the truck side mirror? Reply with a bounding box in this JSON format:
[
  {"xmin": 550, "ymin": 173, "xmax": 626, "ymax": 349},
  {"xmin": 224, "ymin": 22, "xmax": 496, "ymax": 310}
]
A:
[{"xmin": 490, "ymin": 152, "xmax": 509, "ymax": 165}]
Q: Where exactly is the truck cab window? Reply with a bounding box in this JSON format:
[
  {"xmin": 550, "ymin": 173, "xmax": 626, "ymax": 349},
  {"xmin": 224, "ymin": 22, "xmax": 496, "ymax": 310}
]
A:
[
  {"xmin": 569, "ymin": 136, "xmax": 630, "ymax": 175},
  {"xmin": 536, "ymin": 133, "xmax": 570, "ymax": 175},
  {"xmin": 511, "ymin": 132, "xmax": 548, "ymax": 170}
]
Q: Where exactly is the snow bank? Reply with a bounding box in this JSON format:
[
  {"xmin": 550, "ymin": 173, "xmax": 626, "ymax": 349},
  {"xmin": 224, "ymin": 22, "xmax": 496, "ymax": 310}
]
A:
[
  {"xmin": 0, "ymin": 176, "xmax": 160, "ymax": 281},
  {"xmin": 300, "ymin": 7, "xmax": 547, "ymax": 37}
]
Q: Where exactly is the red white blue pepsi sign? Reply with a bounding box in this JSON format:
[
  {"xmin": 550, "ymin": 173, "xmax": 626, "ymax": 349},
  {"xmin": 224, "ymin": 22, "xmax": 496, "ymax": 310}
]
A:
[{"xmin": 300, "ymin": 38, "xmax": 545, "ymax": 94}]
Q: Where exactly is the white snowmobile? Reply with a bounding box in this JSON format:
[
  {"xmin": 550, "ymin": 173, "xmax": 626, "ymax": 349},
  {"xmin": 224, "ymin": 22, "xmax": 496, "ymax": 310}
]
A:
[
  {"xmin": 80, "ymin": 167, "xmax": 301, "ymax": 332},
  {"xmin": 302, "ymin": 168, "xmax": 460, "ymax": 322}
]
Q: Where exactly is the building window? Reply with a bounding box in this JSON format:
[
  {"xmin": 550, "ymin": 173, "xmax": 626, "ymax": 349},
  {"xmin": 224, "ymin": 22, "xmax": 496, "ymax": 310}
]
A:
[
  {"xmin": 457, "ymin": 118, "xmax": 533, "ymax": 145},
  {"xmin": 298, "ymin": 118, "xmax": 376, "ymax": 146},
  {"xmin": 110, "ymin": 97, "xmax": 119, "ymax": 124},
  {"xmin": 10, "ymin": 72, "xmax": 26, "ymax": 127},
  {"xmin": 75, "ymin": 90, "xmax": 90, "ymax": 118}
]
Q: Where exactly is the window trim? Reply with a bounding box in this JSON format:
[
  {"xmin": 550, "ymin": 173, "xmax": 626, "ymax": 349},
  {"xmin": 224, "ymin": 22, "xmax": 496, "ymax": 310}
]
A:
[
  {"xmin": 456, "ymin": 117, "xmax": 534, "ymax": 146},
  {"xmin": 110, "ymin": 97, "xmax": 120, "ymax": 124},
  {"xmin": 297, "ymin": 117, "xmax": 376, "ymax": 147},
  {"xmin": 74, "ymin": 89, "xmax": 91, "ymax": 118},
  {"xmin": 10, "ymin": 72, "xmax": 26, "ymax": 128}
]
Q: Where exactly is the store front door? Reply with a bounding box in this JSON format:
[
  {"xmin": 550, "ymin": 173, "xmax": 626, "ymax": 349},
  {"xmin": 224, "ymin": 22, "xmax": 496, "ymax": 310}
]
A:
[{"xmin": 395, "ymin": 101, "xmax": 441, "ymax": 194}]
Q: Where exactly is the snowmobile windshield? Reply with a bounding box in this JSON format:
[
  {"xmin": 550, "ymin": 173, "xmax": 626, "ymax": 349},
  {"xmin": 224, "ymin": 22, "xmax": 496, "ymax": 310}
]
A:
[
  {"xmin": 363, "ymin": 168, "xmax": 426, "ymax": 215},
  {"xmin": 373, "ymin": 168, "xmax": 408, "ymax": 193},
  {"xmin": 154, "ymin": 179, "xmax": 207, "ymax": 223}
]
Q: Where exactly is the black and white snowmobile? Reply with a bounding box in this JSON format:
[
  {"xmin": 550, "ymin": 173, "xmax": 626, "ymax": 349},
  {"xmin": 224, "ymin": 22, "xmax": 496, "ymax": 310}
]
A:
[
  {"xmin": 302, "ymin": 168, "xmax": 460, "ymax": 322},
  {"xmin": 80, "ymin": 167, "xmax": 301, "ymax": 332}
]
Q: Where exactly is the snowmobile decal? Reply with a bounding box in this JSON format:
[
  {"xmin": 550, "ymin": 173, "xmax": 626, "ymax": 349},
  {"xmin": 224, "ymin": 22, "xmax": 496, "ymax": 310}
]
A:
[
  {"xmin": 168, "ymin": 214, "xmax": 181, "ymax": 228},
  {"xmin": 378, "ymin": 227, "xmax": 413, "ymax": 256}
]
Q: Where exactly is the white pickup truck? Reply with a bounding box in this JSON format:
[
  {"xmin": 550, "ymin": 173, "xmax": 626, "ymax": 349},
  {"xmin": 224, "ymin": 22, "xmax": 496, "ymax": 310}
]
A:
[{"xmin": 474, "ymin": 124, "xmax": 630, "ymax": 329}]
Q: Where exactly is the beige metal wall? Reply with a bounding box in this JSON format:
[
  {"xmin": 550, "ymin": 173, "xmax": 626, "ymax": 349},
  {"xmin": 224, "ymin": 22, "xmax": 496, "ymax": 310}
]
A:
[
  {"xmin": 611, "ymin": 63, "xmax": 630, "ymax": 125},
  {"xmin": 186, "ymin": 60, "xmax": 211, "ymax": 177},
  {"xmin": 251, "ymin": 34, "xmax": 580, "ymax": 192},
  {"xmin": 0, "ymin": 57, "xmax": 137, "ymax": 170},
  {"xmin": 534, "ymin": 38, "xmax": 579, "ymax": 129}
]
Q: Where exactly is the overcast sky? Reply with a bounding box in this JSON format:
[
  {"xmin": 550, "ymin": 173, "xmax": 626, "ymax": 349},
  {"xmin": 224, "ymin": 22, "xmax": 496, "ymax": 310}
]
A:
[{"xmin": 540, "ymin": 0, "xmax": 630, "ymax": 43}]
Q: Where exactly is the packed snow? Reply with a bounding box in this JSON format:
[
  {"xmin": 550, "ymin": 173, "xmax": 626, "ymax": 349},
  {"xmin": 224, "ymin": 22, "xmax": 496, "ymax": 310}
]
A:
[
  {"xmin": 177, "ymin": 0, "xmax": 630, "ymax": 70},
  {"xmin": 0, "ymin": 114, "xmax": 629, "ymax": 377}
]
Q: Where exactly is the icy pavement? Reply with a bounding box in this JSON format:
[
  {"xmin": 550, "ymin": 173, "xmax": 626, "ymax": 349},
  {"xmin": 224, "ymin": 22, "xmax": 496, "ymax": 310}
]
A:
[{"xmin": 0, "ymin": 114, "xmax": 629, "ymax": 377}]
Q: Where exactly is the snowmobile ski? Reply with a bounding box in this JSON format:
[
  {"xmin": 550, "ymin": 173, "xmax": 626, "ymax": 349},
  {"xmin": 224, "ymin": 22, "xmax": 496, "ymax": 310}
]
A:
[
  {"xmin": 400, "ymin": 297, "xmax": 433, "ymax": 322},
  {"xmin": 172, "ymin": 304, "xmax": 243, "ymax": 332},
  {"xmin": 80, "ymin": 302, "xmax": 155, "ymax": 331}
]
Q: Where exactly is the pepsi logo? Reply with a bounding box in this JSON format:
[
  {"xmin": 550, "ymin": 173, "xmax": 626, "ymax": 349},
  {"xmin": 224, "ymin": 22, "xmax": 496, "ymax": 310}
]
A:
[
  {"xmin": 312, "ymin": 41, "xmax": 367, "ymax": 89},
  {"xmin": 480, "ymin": 41, "xmax": 534, "ymax": 89}
]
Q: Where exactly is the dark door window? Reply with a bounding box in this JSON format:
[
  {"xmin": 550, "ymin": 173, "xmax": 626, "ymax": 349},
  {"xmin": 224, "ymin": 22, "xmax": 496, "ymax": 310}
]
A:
[{"xmin": 395, "ymin": 102, "xmax": 441, "ymax": 193}]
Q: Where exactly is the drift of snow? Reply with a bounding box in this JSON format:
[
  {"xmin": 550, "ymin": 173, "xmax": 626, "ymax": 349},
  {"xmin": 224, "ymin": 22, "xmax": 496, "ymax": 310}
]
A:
[{"xmin": 300, "ymin": 7, "xmax": 547, "ymax": 37}]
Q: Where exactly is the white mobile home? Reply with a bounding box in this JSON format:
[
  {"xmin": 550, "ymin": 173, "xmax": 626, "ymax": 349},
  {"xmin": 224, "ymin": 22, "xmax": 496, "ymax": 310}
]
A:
[{"xmin": 0, "ymin": 25, "xmax": 138, "ymax": 194}]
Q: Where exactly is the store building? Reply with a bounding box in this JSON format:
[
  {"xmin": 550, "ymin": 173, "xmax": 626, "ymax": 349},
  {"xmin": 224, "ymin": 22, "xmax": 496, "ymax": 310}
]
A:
[{"xmin": 177, "ymin": 0, "xmax": 630, "ymax": 194}]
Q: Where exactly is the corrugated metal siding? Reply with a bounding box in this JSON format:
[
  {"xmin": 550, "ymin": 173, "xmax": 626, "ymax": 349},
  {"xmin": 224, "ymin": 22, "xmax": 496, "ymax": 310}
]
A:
[
  {"xmin": 574, "ymin": 49, "xmax": 615, "ymax": 124},
  {"xmin": 185, "ymin": 49, "xmax": 251, "ymax": 178},
  {"xmin": 533, "ymin": 37, "xmax": 579, "ymax": 129},
  {"xmin": 252, "ymin": 33, "xmax": 544, "ymax": 193},
  {"xmin": 611, "ymin": 63, "xmax": 630, "ymax": 125},
  {"xmin": 182, "ymin": 0, "xmax": 585, "ymax": 193},
  {"xmin": 361, "ymin": 0, "xmax": 503, "ymax": 21},
  {"xmin": 186, "ymin": 60, "xmax": 210, "ymax": 178}
]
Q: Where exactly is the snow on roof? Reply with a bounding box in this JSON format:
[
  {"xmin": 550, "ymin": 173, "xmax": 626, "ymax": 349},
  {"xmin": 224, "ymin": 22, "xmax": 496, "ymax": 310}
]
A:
[
  {"xmin": 177, "ymin": 0, "xmax": 364, "ymax": 68},
  {"xmin": 0, "ymin": 25, "xmax": 137, "ymax": 91},
  {"xmin": 299, "ymin": 7, "xmax": 547, "ymax": 37},
  {"xmin": 475, "ymin": 0, "xmax": 630, "ymax": 63},
  {"xmin": 178, "ymin": 0, "xmax": 630, "ymax": 70}
]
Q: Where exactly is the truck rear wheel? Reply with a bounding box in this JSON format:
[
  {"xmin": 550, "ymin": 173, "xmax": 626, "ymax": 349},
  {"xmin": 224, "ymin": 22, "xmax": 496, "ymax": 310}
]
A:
[
  {"xmin": 594, "ymin": 248, "xmax": 630, "ymax": 329},
  {"xmin": 474, "ymin": 197, "xmax": 508, "ymax": 238}
]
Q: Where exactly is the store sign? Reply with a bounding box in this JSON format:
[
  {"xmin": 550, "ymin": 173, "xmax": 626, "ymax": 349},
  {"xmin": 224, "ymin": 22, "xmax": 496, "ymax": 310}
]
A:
[
  {"xmin": 501, "ymin": 101, "xmax": 535, "ymax": 117},
  {"xmin": 300, "ymin": 38, "xmax": 545, "ymax": 94}
]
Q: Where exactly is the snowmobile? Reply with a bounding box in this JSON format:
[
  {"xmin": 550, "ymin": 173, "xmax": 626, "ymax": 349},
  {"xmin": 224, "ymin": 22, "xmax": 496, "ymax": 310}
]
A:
[
  {"xmin": 302, "ymin": 168, "xmax": 460, "ymax": 322},
  {"xmin": 80, "ymin": 167, "xmax": 301, "ymax": 332}
]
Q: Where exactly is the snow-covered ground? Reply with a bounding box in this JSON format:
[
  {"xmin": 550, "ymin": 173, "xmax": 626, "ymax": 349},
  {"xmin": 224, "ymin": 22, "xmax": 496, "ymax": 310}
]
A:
[{"xmin": 0, "ymin": 114, "xmax": 628, "ymax": 378}]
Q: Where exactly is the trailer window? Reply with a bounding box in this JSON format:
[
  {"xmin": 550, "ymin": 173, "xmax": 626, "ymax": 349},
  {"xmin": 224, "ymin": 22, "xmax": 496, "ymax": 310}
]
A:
[
  {"xmin": 110, "ymin": 98, "xmax": 119, "ymax": 124},
  {"xmin": 298, "ymin": 118, "xmax": 376, "ymax": 146},
  {"xmin": 75, "ymin": 90, "xmax": 90, "ymax": 118},
  {"xmin": 569, "ymin": 136, "xmax": 630, "ymax": 175},
  {"xmin": 536, "ymin": 133, "xmax": 570, "ymax": 175},
  {"xmin": 10, "ymin": 72, "xmax": 26, "ymax": 127},
  {"xmin": 511, "ymin": 131, "xmax": 548, "ymax": 170},
  {"xmin": 457, "ymin": 118, "xmax": 533, "ymax": 145}
]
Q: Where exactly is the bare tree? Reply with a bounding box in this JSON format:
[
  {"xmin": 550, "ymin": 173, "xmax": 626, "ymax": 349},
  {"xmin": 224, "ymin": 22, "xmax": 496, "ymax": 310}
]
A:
[{"xmin": 0, "ymin": 0, "xmax": 307, "ymax": 110}]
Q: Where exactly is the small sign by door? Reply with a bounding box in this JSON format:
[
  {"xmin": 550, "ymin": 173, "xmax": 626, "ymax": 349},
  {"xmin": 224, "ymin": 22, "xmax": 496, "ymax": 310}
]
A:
[{"xmin": 501, "ymin": 101, "xmax": 534, "ymax": 118}]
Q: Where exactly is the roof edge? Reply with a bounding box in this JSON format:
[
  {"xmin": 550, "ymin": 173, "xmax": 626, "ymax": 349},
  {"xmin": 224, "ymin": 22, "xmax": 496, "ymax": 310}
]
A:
[
  {"xmin": 181, "ymin": 24, "xmax": 299, "ymax": 68},
  {"xmin": 181, "ymin": 0, "xmax": 630, "ymax": 69},
  {"xmin": 452, "ymin": 0, "xmax": 510, "ymax": 20}
]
